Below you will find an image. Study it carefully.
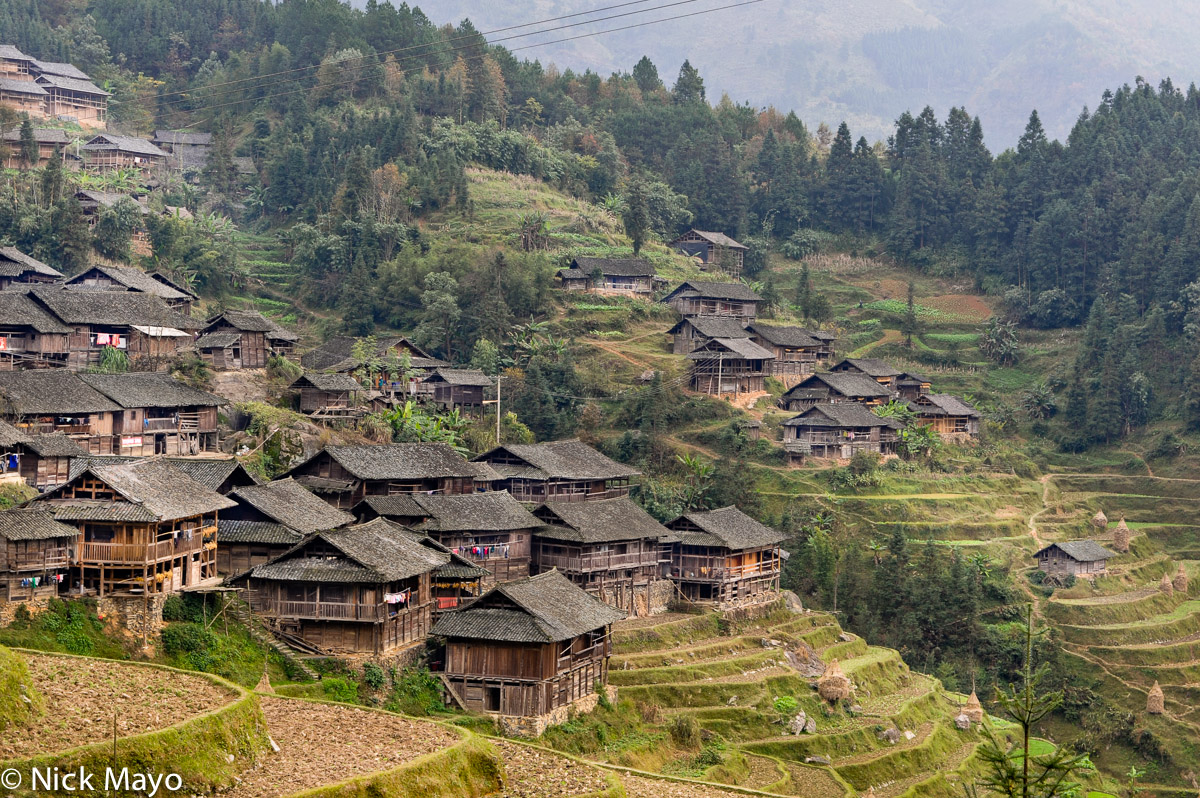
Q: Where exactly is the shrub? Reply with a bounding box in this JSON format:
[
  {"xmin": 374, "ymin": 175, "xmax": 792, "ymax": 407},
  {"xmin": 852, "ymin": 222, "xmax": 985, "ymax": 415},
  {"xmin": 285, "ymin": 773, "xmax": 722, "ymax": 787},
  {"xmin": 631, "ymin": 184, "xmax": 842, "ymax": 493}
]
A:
[
  {"xmin": 383, "ymin": 667, "xmax": 444, "ymax": 715},
  {"xmin": 668, "ymin": 714, "xmax": 700, "ymax": 749},
  {"xmin": 362, "ymin": 662, "xmax": 386, "ymax": 690},
  {"xmin": 322, "ymin": 677, "xmax": 359, "ymax": 703}
]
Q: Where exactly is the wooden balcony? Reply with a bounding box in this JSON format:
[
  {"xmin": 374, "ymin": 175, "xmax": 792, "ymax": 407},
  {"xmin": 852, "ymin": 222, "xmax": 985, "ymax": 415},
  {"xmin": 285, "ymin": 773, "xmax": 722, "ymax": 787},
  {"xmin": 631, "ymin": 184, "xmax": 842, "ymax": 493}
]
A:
[
  {"xmin": 256, "ymin": 598, "xmax": 428, "ymax": 623},
  {"xmin": 535, "ymin": 550, "xmax": 657, "ymax": 573},
  {"xmin": 79, "ymin": 528, "xmax": 214, "ymax": 564},
  {"xmin": 670, "ymin": 558, "xmax": 780, "ymax": 583},
  {"xmin": 11, "ymin": 547, "xmax": 71, "ymax": 571}
]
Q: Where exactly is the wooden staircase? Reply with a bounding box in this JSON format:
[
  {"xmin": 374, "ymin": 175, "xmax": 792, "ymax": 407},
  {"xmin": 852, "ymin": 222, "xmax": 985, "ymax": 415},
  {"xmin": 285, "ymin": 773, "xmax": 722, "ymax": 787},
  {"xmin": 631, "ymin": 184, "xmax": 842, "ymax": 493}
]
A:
[{"xmin": 225, "ymin": 592, "xmax": 321, "ymax": 682}]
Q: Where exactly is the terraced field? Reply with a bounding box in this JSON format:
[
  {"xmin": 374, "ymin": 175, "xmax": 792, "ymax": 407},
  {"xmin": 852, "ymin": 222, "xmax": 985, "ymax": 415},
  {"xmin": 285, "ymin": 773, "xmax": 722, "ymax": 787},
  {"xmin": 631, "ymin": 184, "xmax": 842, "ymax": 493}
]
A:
[{"xmin": 607, "ymin": 604, "xmax": 985, "ymax": 798}]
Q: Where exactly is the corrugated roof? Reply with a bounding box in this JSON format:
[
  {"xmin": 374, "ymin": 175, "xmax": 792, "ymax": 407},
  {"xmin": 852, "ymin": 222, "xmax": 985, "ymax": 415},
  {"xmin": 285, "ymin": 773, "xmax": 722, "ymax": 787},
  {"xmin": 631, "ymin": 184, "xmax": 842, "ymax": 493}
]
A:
[
  {"xmin": 78, "ymin": 373, "xmax": 222, "ymax": 409},
  {"xmin": 432, "ymin": 569, "xmax": 625, "ymax": 643},
  {"xmin": 688, "ymin": 337, "xmax": 776, "ymax": 360},
  {"xmin": 425, "ymin": 368, "xmax": 493, "ymax": 387},
  {"xmin": 82, "ymin": 134, "xmax": 162, "ymax": 156},
  {"xmin": 230, "ymin": 478, "xmax": 354, "ymax": 534},
  {"xmin": 834, "ymin": 358, "xmax": 901, "ymax": 377},
  {"xmin": 1036, "ymin": 540, "xmax": 1116, "ymax": 563},
  {"xmin": 0, "ymin": 371, "xmax": 121, "ymax": 415},
  {"xmin": 0, "ymin": 246, "xmax": 63, "ymax": 279},
  {"xmin": 534, "ymin": 497, "xmax": 669, "ymax": 543},
  {"xmin": 0, "ymin": 508, "xmax": 79, "ymax": 541},
  {"xmin": 216, "ymin": 519, "xmax": 301, "ymax": 546},
  {"xmin": 0, "ymin": 292, "xmax": 72, "ymax": 333},
  {"xmin": 782, "ymin": 372, "xmax": 893, "ymax": 401},
  {"xmin": 667, "ymin": 506, "xmax": 785, "ymax": 550},
  {"xmin": 30, "ymin": 287, "xmax": 198, "ymax": 329},
  {"xmin": 783, "ymin": 403, "xmax": 902, "ymax": 429},
  {"xmin": 410, "ymin": 492, "xmax": 540, "ymax": 533},
  {"xmin": 67, "ymin": 265, "xmax": 191, "ymax": 300},
  {"xmin": 475, "ymin": 440, "xmax": 640, "ymax": 481},
  {"xmin": 297, "ymin": 443, "xmax": 479, "ymax": 481},
  {"xmin": 38, "ymin": 459, "xmax": 235, "ymax": 522},
  {"xmin": 747, "ymin": 323, "xmax": 824, "ymax": 348},
  {"xmin": 571, "ymin": 257, "xmax": 656, "ymax": 277},
  {"xmin": 291, "ymin": 373, "xmax": 364, "ymax": 392},
  {"xmin": 665, "ymin": 280, "xmax": 762, "ymax": 302}
]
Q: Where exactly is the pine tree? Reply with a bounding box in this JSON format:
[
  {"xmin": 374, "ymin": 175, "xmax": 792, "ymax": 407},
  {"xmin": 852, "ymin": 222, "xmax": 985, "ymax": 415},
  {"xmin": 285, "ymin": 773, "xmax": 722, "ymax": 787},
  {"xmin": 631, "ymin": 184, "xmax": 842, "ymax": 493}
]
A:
[
  {"xmin": 632, "ymin": 56, "xmax": 661, "ymax": 94},
  {"xmin": 622, "ymin": 178, "xmax": 650, "ymax": 255},
  {"xmin": 903, "ymin": 280, "xmax": 917, "ymax": 347},
  {"xmin": 672, "ymin": 60, "xmax": 705, "ymax": 104}
]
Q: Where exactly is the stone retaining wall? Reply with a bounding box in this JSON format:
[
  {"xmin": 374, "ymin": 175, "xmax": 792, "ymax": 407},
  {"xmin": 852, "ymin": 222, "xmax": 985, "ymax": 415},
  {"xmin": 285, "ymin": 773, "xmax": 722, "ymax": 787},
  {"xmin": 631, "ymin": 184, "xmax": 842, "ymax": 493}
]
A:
[{"xmin": 495, "ymin": 686, "xmax": 618, "ymax": 738}]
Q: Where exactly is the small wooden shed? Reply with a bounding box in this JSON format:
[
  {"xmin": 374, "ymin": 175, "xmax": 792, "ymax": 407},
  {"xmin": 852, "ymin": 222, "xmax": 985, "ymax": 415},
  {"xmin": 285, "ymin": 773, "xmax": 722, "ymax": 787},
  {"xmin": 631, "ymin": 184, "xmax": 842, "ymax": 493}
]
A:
[
  {"xmin": 291, "ymin": 373, "xmax": 365, "ymax": 415},
  {"xmin": 1035, "ymin": 540, "xmax": 1117, "ymax": 579}
]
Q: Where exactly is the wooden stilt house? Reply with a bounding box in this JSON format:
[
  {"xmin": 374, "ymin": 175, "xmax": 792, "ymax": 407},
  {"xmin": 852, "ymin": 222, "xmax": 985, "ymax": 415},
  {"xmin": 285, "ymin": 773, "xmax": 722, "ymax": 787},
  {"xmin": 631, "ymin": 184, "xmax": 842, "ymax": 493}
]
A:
[
  {"xmin": 669, "ymin": 230, "xmax": 748, "ymax": 275},
  {"xmin": 405, "ymin": 492, "xmax": 541, "ymax": 588},
  {"xmin": 76, "ymin": 372, "xmax": 223, "ymax": 455},
  {"xmin": 64, "ymin": 264, "xmax": 195, "ymax": 312},
  {"xmin": 422, "ymin": 368, "xmax": 493, "ymax": 410},
  {"xmin": 291, "ymin": 373, "xmax": 365, "ymax": 416},
  {"xmin": 16, "ymin": 433, "xmax": 87, "ymax": 490},
  {"xmin": 532, "ymin": 497, "xmax": 669, "ymax": 615},
  {"xmin": 745, "ymin": 323, "xmax": 836, "ymax": 377},
  {"xmin": 782, "ymin": 404, "xmax": 902, "ymax": 463},
  {"xmin": 33, "ymin": 459, "xmax": 234, "ymax": 596},
  {"xmin": 472, "ymin": 440, "xmax": 640, "ymax": 503},
  {"xmin": 217, "ymin": 478, "xmax": 355, "ymax": 575},
  {"xmin": 198, "ymin": 310, "xmax": 298, "ymax": 369},
  {"xmin": 664, "ymin": 507, "xmax": 785, "ymax": 604},
  {"xmin": 829, "ymin": 358, "xmax": 902, "ymax": 390},
  {"xmin": 779, "ymin": 372, "xmax": 893, "ymax": 412},
  {"xmin": 909, "ymin": 394, "xmax": 980, "ymax": 437},
  {"xmin": 433, "ymin": 569, "xmax": 626, "ymax": 717},
  {"xmin": 0, "ymin": 291, "xmax": 72, "ymax": 370},
  {"xmin": 667, "ymin": 316, "xmax": 750, "ymax": 355},
  {"xmin": 283, "ymin": 443, "xmax": 483, "ymax": 508},
  {"xmin": 0, "ymin": 246, "xmax": 63, "ymax": 290},
  {"xmin": 687, "ymin": 337, "xmax": 775, "ymax": 396},
  {"xmin": 662, "ymin": 280, "xmax": 762, "ymax": 320},
  {"xmin": 236, "ymin": 518, "xmax": 448, "ymax": 655},
  {"xmin": 0, "ymin": 509, "xmax": 76, "ymax": 603}
]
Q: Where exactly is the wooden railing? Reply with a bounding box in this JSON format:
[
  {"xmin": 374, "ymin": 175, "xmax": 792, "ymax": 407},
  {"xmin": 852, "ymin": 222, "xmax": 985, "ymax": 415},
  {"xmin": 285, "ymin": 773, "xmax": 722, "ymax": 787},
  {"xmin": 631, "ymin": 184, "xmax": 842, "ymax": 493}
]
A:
[
  {"xmin": 510, "ymin": 485, "xmax": 631, "ymax": 503},
  {"xmin": 11, "ymin": 547, "xmax": 71, "ymax": 570},
  {"xmin": 257, "ymin": 597, "xmax": 428, "ymax": 623},
  {"xmin": 535, "ymin": 550, "xmax": 657, "ymax": 573},
  {"xmin": 79, "ymin": 529, "xmax": 213, "ymax": 564},
  {"xmin": 670, "ymin": 558, "xmax": 780, "ymax": 583}
]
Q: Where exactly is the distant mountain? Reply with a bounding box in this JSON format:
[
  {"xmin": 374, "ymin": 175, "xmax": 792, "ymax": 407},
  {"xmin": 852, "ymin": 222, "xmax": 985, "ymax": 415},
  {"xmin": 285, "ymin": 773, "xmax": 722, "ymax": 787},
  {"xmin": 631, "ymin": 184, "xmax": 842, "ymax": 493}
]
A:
[{"xmin": 404, "ymin": 0, "xmax": 1200, "ymax": 147}]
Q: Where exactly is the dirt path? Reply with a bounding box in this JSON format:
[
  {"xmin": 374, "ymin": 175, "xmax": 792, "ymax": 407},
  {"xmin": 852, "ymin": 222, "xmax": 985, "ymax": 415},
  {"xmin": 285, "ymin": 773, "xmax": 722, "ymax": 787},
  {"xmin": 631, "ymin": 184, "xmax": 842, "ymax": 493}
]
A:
[
  {"xmin": 850, "ymin": 329, "xmax": 902, "ymax": 358},
  {"xmin": 587, "ymin": 339, "xmax": 651, "ymax": 370}
]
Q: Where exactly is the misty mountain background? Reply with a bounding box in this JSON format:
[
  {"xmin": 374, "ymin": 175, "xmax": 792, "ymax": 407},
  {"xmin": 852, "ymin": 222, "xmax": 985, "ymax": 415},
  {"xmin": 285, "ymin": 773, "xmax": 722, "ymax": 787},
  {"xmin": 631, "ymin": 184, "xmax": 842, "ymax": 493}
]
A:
[{"xmin": 392, "ymin": 0, "xmax": 1200, "ymax": 147}]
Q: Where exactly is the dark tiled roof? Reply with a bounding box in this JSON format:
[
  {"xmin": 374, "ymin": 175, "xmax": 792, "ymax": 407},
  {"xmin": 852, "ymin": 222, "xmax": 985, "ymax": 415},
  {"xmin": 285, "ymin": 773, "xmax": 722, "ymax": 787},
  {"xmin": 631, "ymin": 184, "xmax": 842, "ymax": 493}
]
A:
[
  {"xmin": 1, "ymin": 127, "xmax": 72, "ymax": 146},
  {"xmin": 534, "ymin": 497, "xmax": 668, "ymax": 543},
  {"xmin": 0, "ymin": 371, "xmax": 121, "ymax": 414},
  {"xmin": 667, "ymin": 506, "xmax": 785, "ymax": 550},
  {"xmin": 30, "ymin": 287, "xmax": 197, "ymax": 329},
  {"xmin": 68, "ymin": 265, "xmax": 190, "ymax": 300},
  {"xmin": 410, "ymin": 492, "xmax": 540, "ymax": 533},
  {"xmin": 195, "ymin": 332, "xmax": 241, "ymax": 349},
  {"xmin": 915, "ymin": 394, "xmax": 980, "ymax": 418},
  {"xmin": 82, "ymin": 134, "xmax": 162, "ymax": 156},
  {"xmin": 896, "ymin": 371, "xmax": 932, "ymax": 384},
  {"xmin": 153, "ymin": 130, "xmax": 213, "ymax": 146},
  {"xmin": 687, "ymin": 337, "xmax": 776, "ymax": 360},
  {"xmin": 216, "ymin": 519, "xmax": 301, "ymax": 546},
  {"xmin": 249, "ymin": 518, "xmax": 449, "ymax": 584},
  {"xmin": 30, "ymin": 60, "xmax": 90, "ymax": 80},
  {"xmin": 783, "ymin": 403, "xmax": 902, "ymax": 429},
  {"xmin": 432, "ymin": 569, "xmax": 625, "ymax": 643},
  {"xmin": 299, "ymin": 444, "xmax": 478, "ymax": 481},
  {"xmin": 0, "ymin": 419, "xmax": 30, "ymax": 447},
  {"xmin": 833, "ymin": 358, "xmax": 901, "ymax": 377},
  {"xmin": 425, "ymin": 368, "xmax": 492, "ymax": 387},
  {"xmin": 782, "ymin": 373, "xmax": 893, "ymax": 401},
  {"xmin": 74, "ymin": 189, "xmax": 136, "ymax": 209},
  {"xmin": 747, "ymin": 323, "xmax": 824, "ymax": 348},
  {"xmin": 666, "ymin": 280, "xmax": 762, "ymax": 302},
  {"xmin": 672, "ymin": 230, "xmax": 747, "ymax": 249},
  {"xmin": 22, "ymin": 434, "xmax": 88, "ymax": 457},
  {"xmin": 0, "ymin": 292, "xmax": 71, "ymax": 334},
  {"xmin": 35, "ymin": 74, "xmax": 109, "ymax": 96},
  {"xmin": 667, "ymin": 317, "xmax": 751, "ymax": 339},
  {"xmin": 0, "ymin": 78, "xmax": 47, "ymax": 96},
  {"xmin": 50, "ymin": 503, "xmax": 157, "ymax": 522},
  {"xmin": 300, "ymin": 335, "xmax": 438, "ymax": 372},
  {"xmin": 475, "ymin": 440, "xmax": 640, "ymax": 481},
  {"xmin": 0, "ymin": 508, "xmax": 78, "ymax": 541},
  {"xmin": 0, "ymin": 45, "xmax": 32, "ymax": 60},
  {"xmin": 1037, "ymin": 540, "xmax": 1116, "ymax": 563},
  {"xmin": 230, "ymin": 478, "xmax": 354, "ymax": 534},
  {"xmin": 354, "ymin": 494, "xmax": 426, "ymax": 518},
  {"xmin": 291, "ymin": 373, "xmax": 364, "ymax": 392},
  {"xmin": 164, "ymin": 458, "xmax": 258, "ymax": 492},
  {"xmin": 39, "ymin": 459, "xmax": 235, "ymax": 522},
  {"xmin": 205, "ymin": 309, "xmax": 274, "ymax": 332},
  {"xmin": 0, "ymin": 246, "xmax": 63, "ymax": 279},
  {"xmin": 78, "ymin": 373, "xmax": 223, "ymax": 409},
  {"xmin": 556, "ymin": 268, "xmax": 587, "ymax": 280},
  {"xmin": 571, "ymin": 257, "xmax": 656, "ymax": 277}
]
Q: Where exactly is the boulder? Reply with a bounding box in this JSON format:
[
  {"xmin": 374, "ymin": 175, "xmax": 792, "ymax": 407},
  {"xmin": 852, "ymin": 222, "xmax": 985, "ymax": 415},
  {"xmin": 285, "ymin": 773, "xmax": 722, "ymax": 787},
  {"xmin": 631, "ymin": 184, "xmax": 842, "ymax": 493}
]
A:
[
  {"xmin": 804, "ymin": 755, "xmax": 831, "ymax": 766},
  {"xmin": 789, "ymin": 711, "xmax": 808, "ymax": 735},
  {"xmin": 804, "ymin": 717, "xmax": 817, "ymax": 734},
  {"xmin": 878, "ymin": 726, "xmax": 901, "ymax": 745},
  {"xmin": 954, "ymin": 713, "xmax": 971, "ymax": 730}
]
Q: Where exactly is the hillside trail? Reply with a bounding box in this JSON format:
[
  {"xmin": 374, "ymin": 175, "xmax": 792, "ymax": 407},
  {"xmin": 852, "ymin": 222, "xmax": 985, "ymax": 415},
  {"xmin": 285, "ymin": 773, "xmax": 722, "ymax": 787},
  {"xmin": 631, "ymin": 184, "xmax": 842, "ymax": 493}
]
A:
[
  {"xmin": 587, "ymin": 339, "xmax": 651, "ymax": 369},
  {"xmin": 849, "ymin": 328, "xmax": 902, "ymax": 358}
]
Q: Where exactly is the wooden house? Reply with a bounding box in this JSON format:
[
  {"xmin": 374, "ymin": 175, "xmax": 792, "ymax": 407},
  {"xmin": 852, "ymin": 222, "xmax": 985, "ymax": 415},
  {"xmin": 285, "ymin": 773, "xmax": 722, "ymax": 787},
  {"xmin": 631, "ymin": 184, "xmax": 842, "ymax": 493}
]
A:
[
  {"xmin": 0, "ymin": 246, "xmax": 63, "ymax": 290},
  {"xmin": 291, "ymin": 373, "xmax": 365, "ymax": 416},
  {"xmin": 76, "ymin": 372, "xmax": 222, "ymax": 455},
  {"xmin": 909, "ymin": 394, "xmax": 980, "ymax": 437},
  {"xmin": 1035, "ymin": 541, "xmax": 1117, "ymax": 579},
  {"xmin": 301, "ymin": 336, "xmax": 447, "ymax": 395},
  {"xmin": 405, "ymin": 492, "xmax": 541, "ymax": 588},
  {"xmin": 669, "ymin": 230, "xmax": 748, "ymax": 275},
  {"xmin": 15, "ymin": 433, "xmax": 87, "ymax": 491},
  {"xmin": 0, "ymin": 291, "xmax": 72, "ymax": 371},
  {"xmin": 32, "ymin": 60, "xmax": 109, "ymax": 127},
  {"xmin": 0, "ymin": 369, "xmax": 121, "ymax": 453},
  {"xmin": 284, "ymin": 443, "xmax": 482, "ymax": 508},
  {"xmin": 473, "ymin": 440, "xmax": 640, "ymax": 504},
  {"xmin": 746, "ymin": 323, "xmax": 835, "ymax": 377},
  {"xmin": 433, "ymin": 569, "xmax": 625, "ymax": 718},
  {"xmin": 198, "ymin": 310, "xmax": 297, "ymax": 370},
  {"xmin": 81, "ymin": 134, "xmax": 165, "ymax": 173},
  {"xmin": 1, "ymin": 126, "xmax": 74, "ymax": 169},
  {"xmin": 556, "ymin": 257, "xmax": 658, "ymax": 297},
  {"xmin": 157, "ymin": 458, "xmax": 258, "ymax": 495},
  {"xmin": 894, "ymin": 371, "xmax": 932, "ymax": 401},
  {"xmin": 217, "ymin": 478, "xmax": 354, "ymax": 575},
  {"xmin": 423, "ymin": 368, "xmax": 492, "ymax": 410},
  {"xmin": 664, "ymin": 507, "xmax": 785, "ymax": 604},
  {"xmin": 829, "ymin": 358, "xmax": 902, "ymax": 389},
  {"xmin": 781, "ymin": 403, "xmax": 903, "ymax": 463},
  {"xmin": 687, "ymin": 337, "xmax": 775, "ymax": 396},
  {"xmin": 667, "ymin": 316, "xmax": 750, "ymax": 355},
  {"xmin": 65, "ymin": 264, "xmax": 195, "ymax": 312},
  {"xmin": 151, "ymin": 130, "xmax": 212, "ymax": 171},
  {"xmin": 34, "ymin": 459, "xmax": 234, "ymax": 596},
  {"xmin": 779, "ymin": 372, "xmax": 893, "ymax": 412},
  {"xmin": 532, "ymin": 497, "xmax": 668, "ymax": 616},
  {"xmin": 662, "ymin": 280, "xmax": 762, "ymax": 320},
  {"xmin": 0, "ymin": 77, "xmax": 47, "ymax": 116},
  {"xmin": 237, "ymin": 518, "xmax": 448, "ymax": 656},
  {"xmin": 25, "ymin": 287, "xmax": 198, "ymax": 369},
  {"xmin": 0, "ymin": 509, "xmax": 76, "ymax": 603},
  {"xmin": 0, "ymin": 45, "xmax": 34, "ymax": 79}
]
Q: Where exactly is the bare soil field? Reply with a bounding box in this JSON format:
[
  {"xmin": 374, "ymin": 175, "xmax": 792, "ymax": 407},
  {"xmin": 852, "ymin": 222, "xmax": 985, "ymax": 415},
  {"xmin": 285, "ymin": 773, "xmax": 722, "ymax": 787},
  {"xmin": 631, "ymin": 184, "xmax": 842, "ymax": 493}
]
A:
[
  {"xmin": 225, "ymin": 696, "xmax": 458, "ymax": 798},
  {"xmin": 2, "ymin": 654, "xmax": 237, "ymax": 761},
  {"xmin": 490, "ymin": 740, "xmax": 609, "ymax": 797}
]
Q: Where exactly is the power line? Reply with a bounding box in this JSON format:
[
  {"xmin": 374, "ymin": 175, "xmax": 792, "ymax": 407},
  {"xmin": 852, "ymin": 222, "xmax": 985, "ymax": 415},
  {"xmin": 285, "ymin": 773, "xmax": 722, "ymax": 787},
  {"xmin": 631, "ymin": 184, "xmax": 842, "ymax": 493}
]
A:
[
  {"xmin": 161, "ymin": 0, "xmax": 765, "ymax": 120},
  {"xmin": 157, "ymin": 0, "xmax": 715, "ymax": 110}
]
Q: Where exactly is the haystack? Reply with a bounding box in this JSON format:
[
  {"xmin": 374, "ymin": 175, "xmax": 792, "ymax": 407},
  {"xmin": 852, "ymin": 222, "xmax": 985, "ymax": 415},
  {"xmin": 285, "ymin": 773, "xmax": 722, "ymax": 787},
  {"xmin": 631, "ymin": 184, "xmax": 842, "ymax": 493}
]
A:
[
  {"xmin": 1173, "ymin": 564, "xmax": 1189, "ymax": 593},
  {"xmin": 963, "ymin": 690, "xmax": 984, "ymax": 723},
  {"xmin": 1147, "ymin": 681, "xmax": 1164, "ymax": 714},
  {"xmin": 1112, "ymin": 518, "xmax": 1130, "ymax": 553},
  {"xmin": 817, "ymin": 658, "xmax": 853, "ymax": 703},
  {"xmin": 255, "ymin": 665, "xmax": 274, "ymax": 694},
  {"xmin": 1092, "ymin": 509, "xmax": 1108, "ymax": 530},
  {"xmin": 1159, "ymin": 573, "xmax": 1174, "ymax": 595}
]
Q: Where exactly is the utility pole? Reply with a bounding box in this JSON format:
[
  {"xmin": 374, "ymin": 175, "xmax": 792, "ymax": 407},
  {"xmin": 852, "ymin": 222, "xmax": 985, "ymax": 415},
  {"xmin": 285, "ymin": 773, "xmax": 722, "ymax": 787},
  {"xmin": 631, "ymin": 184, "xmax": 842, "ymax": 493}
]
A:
[{"xmin": 484, "ymin": 376, "xmax": 502, "ymax": 445}]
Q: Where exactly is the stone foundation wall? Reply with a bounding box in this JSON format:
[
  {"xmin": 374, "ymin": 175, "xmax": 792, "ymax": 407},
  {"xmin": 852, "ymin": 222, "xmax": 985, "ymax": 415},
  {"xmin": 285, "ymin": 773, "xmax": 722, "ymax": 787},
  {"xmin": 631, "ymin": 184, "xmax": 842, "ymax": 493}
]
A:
[
  {"xmin": 0, "ymin": 596, "xmax": 53, "ymax": 627},
  {"xmin": 632, "ymin": 579, "xmax": 676, "ymax": 618},
  {"xmin": 98, "ymin": 593, "xmax": 166, "ymax": 643},
  {"xmin": 496, "ymin": 685, "xmax": 618, "ymax": 738},
  {"xmin": 338, "ymin": 641, "xmax": 428, "ymax": 671},
  {"xmin": 719, "ymin": 592, "xmax": 784, "ymax": 620}
]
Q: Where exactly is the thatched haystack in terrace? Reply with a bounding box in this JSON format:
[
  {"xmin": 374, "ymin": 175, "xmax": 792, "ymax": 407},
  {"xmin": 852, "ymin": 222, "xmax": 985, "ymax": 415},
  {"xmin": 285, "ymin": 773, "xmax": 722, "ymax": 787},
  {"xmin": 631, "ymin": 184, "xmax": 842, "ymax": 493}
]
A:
[
  {"xmin": 1146, "ymin": 681, "xmax": 1164, "ymax": 714},
  {"xmin": 1159, "ymin": 574, "xmax": 1174, "ymax": 595},
  {"xmin": 1112, "ymin": 518, "xmax": 1130, "ymax": 553},
  {"xmin": 963, "ymin": 690, "xmax": 984, "ymax": 723},
  {"xmin": 1091, "ymin": 509, "xmax": 1108, "ymax": 530},
  {"xmin": 1173, "ymin": 564, "xmax": 1189, "ymax": 593},
  {"xmin": 817, "ymin": 658, "xmax": 853, "ymax": 702},
  {"xmin": 0, "ymin": 645, "xmax": 44, "ymax": 732}
]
